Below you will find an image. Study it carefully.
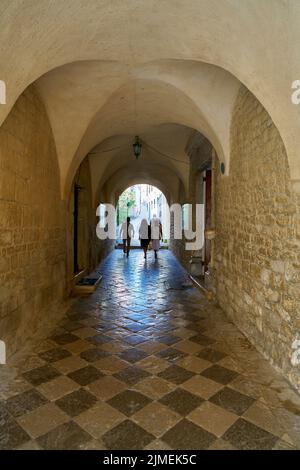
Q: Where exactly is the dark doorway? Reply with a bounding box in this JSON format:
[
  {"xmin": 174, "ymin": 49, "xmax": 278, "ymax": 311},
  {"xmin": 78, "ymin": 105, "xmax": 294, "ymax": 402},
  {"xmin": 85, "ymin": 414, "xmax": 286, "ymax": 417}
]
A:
[
  {"xmin": 204, "ymin": 168, "xmax": 212, "ymax": 274},
  {"xmin": 73, "ymin": 183, "xmax": 81, "ymax": 274}
]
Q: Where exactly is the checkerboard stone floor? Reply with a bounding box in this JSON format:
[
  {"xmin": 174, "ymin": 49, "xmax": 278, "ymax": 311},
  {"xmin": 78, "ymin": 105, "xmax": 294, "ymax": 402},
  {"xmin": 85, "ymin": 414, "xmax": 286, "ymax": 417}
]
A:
[{"xmin": 1, "ymin": 250, "xmax": 300, "ymax": 450}]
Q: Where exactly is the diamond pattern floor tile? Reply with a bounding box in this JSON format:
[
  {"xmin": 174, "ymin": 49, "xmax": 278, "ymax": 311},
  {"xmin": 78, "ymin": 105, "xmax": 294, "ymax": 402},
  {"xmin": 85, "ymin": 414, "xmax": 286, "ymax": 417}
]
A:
[{"xmin": 1, "ymin": 250, "xmax": 299, "ymax": 450}]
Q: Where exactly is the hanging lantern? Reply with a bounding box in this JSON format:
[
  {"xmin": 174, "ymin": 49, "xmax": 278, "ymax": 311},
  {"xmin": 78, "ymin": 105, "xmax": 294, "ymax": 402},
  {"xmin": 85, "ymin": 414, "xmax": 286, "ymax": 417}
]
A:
[{"xmin": 133, "ymin": 136, "xmax": 142, "ymax": 159}]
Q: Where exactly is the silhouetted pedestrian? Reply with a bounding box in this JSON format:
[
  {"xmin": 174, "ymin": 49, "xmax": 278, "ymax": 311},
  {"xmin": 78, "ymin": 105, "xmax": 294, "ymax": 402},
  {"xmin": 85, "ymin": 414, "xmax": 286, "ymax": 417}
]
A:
[
  {"xmin": 120, "ymin": 216, "xmax": 134, "ymax": 257},
  {"xmin": 151, "ymin": 215, "xmax": 162, "ymax": 259},
  {"xmin": 139, "ymin": 218, "xmax": 151, "ymax": 259}
]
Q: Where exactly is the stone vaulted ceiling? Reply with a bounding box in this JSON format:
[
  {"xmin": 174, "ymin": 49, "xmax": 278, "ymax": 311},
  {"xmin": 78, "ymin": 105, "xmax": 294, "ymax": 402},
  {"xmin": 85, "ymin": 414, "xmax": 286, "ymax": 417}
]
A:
[{"xmin": 0, "ymin": 0, "xmax": 300, "ymax": 199}]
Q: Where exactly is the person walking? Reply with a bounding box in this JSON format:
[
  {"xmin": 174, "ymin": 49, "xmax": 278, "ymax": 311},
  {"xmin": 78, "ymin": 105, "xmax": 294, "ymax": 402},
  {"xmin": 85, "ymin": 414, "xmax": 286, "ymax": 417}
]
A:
[
  {"xmin": 139, "ymin": 218, "xmax": 151, "ymax": 259},
  {"xmin": 151, "ymin": 214, "xmax": 162, "ymax": 259},
  {"xmin": 120, "ymin": 216, "xmax": 134, "ymax": 257}
]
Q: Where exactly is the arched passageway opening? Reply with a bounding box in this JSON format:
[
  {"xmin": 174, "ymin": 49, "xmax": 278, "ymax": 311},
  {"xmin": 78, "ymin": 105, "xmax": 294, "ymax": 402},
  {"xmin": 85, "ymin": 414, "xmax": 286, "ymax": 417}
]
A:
[{"xmin": 114, "ymin": 184, "xmax": 170, "ymax": 249}]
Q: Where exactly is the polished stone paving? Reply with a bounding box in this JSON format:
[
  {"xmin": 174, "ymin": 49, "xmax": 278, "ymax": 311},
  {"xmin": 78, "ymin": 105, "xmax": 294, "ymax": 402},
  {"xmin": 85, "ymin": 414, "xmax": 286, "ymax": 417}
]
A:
[{"xmin": 1, "ymin": 250, "xmax": 300, "ymax": 450}]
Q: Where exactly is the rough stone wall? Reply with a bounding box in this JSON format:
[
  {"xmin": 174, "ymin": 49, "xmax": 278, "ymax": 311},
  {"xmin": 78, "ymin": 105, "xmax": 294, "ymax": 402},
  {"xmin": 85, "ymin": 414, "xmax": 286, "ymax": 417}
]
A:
[
  {"xmin": 70, "ymin": 159, "xmax": 96, "ymax": 275},
  {"xmin": 0, "ymin": 86, "xmax": 67, "ymax": 356},
  {"xmin": 67, "ymin": 160, "xmax": 114, "ymax": 291},
  {"xmin": 169, "ymin": 222, "xmax": 190, "ymax": 271},
  {"xmin": 169, "ymin": 135, "xmax": 213, "ymax": 276},
  {"xmin": 215, "ymin": 85, "xmax": 300, "ymax": 390},
  {"xmin": 95, "ymin": 237, "xmax": 114, "ymax": 266}
]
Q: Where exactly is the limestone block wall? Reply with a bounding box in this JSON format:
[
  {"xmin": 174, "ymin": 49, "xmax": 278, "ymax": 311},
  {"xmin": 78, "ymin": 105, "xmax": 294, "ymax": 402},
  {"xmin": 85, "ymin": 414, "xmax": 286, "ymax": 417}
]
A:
[
  {"xmin": 67, "ymin": 160, "xmax": 114, "ymax": 293},
  {"xmin": 68, "ymin": 159, "xmax": 97, "ymax": 277},
  {"xmin": 215, "ymin": 85, "xmax": 300, "ymax": 389},
  {"xmin": 169, "ymin": 211, "xmax": 191, "ymax": 271},
  {"xmin": 169, "ymin": 236, "xmax": 190, "ymax": 271},
  {"xmin": 0, "ymin": 86, "xmax": 67, "ymax": 356}
]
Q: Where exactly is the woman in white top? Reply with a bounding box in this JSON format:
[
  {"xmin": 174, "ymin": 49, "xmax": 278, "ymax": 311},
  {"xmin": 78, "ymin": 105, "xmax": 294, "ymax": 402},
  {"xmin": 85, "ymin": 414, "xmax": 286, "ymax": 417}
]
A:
[
  {"xmin": 139, "ymin": 218, "xmax": 151, "ymax": 259},
  {"xmin": 151, "ymin": 215, "xmax": 162, "ymax": 259}
]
